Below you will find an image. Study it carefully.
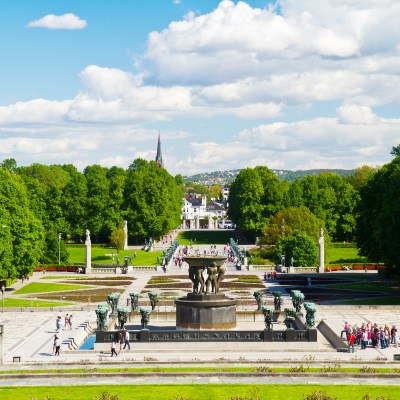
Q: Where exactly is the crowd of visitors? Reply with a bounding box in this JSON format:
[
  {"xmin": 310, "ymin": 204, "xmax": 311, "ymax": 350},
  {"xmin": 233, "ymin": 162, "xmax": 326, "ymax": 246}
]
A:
[{"xmin": 341, "ymin": 321, "xmax": 398, "ymax": 352}]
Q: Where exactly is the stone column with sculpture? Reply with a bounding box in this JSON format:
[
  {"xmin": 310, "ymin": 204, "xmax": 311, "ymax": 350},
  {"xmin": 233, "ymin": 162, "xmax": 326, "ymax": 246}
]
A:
[
  {"xmin": 85, "ymin": 229, "xmax": 91, "ymax": 274},
  {"xmin": 123, "ymin": 220, "xmax": 128, "ymax": 250},
  {"xmin": 318, "ymin": 227, "xmax": 325, "ymax": 273}
]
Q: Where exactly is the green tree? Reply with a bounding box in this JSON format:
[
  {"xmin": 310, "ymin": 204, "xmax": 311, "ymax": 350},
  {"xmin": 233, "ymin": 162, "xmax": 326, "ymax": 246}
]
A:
[
  {"xmin": 228, "ymin": 166, "xmax": 287, "ymax": 237},
  {"xmin": 0, "ymin": 158, "xmax": 18, "ymax": 173},
  {"xmin": 84, "ymin": 165, "xmax": 110, "ymax": 242},
  {"xmin": 391, "ymin": 144, "xmax": 400, "ymax": 157},
  {"xmin": 288, "ymin": 173, "xmax": 358, "ymax": 241},
  {"xmin": 61, "ymin": 164, "xmax": 88, "ymax": 241},
  {"xmin": 40, "ymin": 231, "xmax": 69, "ymax": 265},
  {"xmin": 262, "ymin": 206, "xmax": 327, "ymax": 245},
  {"xmin": 356, "ymin": 156, "xmax": 400, "ymax": 276},
  {"xmin": 0, "ymin": 169, "xmax": 45, "ymax": 279},
  {"xmin": 275, "ymin": 231, "xmax": 318, "ymax": 267},
  {"xmin": 346, "ymin": 165, "xmax": 377, "ymax": 190},
  {"xmin": 110, "ymin": 225, "xmax": 125, "ymax": 254},
  {"xmin": 228, "ymin": 168, "xmax": 265, "ymax": 237},
  {"xmin": 209, "ymin": 184, "xmax": 222, "ymax": 200},
  {"xmin": 124, "ymin": 159, "xmax": 181, "ymax": 241}
]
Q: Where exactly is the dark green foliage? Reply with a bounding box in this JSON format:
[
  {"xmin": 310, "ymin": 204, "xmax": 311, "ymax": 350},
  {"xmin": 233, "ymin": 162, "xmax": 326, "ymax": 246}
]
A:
[
  {"xmin": 124, "ymin": 159, "xmax": 182, "ymax": 240},
  {"xmin": 275, "ymin": 231, "xmax": 318, "ymax": 267},
  {"xmin": 288, "ymin": 173, "xmax": 359, "ymax": 241},
  {"xmin": 228, "ymin": 167, "xmax": 287, "ymax": 237},
  {"xmin": 0, "ymin": 168, "xmax": 45, "ymax": 279},
  {"xmin": 356, "ymin": 156, "xmax": 400, "ymax": 276}
]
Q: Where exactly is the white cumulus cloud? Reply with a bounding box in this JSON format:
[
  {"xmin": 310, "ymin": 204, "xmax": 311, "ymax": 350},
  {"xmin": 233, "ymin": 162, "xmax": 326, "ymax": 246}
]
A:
[{"xmin": 27, "ymin": 13, "xmax": 87, "ymax": 30}]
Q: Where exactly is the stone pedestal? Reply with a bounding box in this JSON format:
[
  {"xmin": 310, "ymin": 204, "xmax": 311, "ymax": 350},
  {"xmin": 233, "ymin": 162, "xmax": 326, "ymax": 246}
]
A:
[
  {"xmin": 318, "ymin": 228, "xmax": 325, "ymax": 273},
  {"xmin": 195, "ymin": 216, "xmax": 200, "ymax": 230},
  {"xmin": 175, "ymin": 293, "xmax": 237, "ymax": 330},
  {"xmin": 123, "ymin": 220, "xmax": 128, "ymax": 250},
  {"xmin": 85, "ymin": 240, "xmax": 91, "ymax": 274},
  {"xmin": 189, "ymin": 219, "xmax": 195, "ymax": 230}
]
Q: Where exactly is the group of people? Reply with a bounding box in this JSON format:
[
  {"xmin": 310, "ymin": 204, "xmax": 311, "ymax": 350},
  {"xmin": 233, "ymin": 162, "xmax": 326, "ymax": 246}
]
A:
[
  {"xmin": 264, "ymin": 271, "xmax": 277, "ymax": 281},
  {"xmin": 55, "ymin": 314, "xmax": 73, "ymax": 332},
  {"xmin": 341, "ymin": 321, "xmax": 398, "ymax": 352},
  {"xmin": 111, "ymin": 329, "xmax": 131, "ymax": 356}
]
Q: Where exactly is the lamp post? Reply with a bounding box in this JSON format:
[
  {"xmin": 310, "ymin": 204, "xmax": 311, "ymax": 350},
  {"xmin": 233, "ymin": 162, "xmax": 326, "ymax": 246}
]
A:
[
  {"xmin": 58, "ymin": 233, "xmax": 61, "ymax": 265},
  {"xmin": 0, "ymin": 324, "xmax": 4, "ymax": 366},
  {"xmin": 1, "ymin": 286, "xmax": 4, "ymax": 313}
]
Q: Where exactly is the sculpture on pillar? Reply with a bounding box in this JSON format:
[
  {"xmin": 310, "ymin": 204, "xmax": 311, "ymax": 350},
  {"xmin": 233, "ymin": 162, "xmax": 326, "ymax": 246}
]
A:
[
  {"xmin": 140, "ymin": 307, "xmax": 151, "ymax": 329},
  {"xmin": 262, "ymin": 306, "xmax": 274, "ymax": 330},
  {"xmin": 304, "ymin": 302, "xmax": 317, "ymax": 329},
  {"xmin": 272, "ymin": 292, "xmax": 281, "ymax": 311},
  {"xmin": 205, "ymin": 262, "xmax": 225, "ymax": 294},
  {"xmin": 284, "ymin": 306, "xmax": 296, "ymax": 329},
  {"xmin": 189, "ymin": 265, "xmax": 206, "ymax": 293},
  {"xmin": 107, "ymin": 292, "xmax": 120, "ymax": 315},
  {"xmin": 117, "ymin": 307, "xmax": 128, "ymax": 329},
  {"xmin": 129, "ymin": 292, "xmax": 139, "ymax": 311},
  {"xmin": 95, "ymin": 305, "xmax": 108, "ymax": 331},
  {"xmin": 85, "ymin": 229, "xmax": 91, "ymax": 243},
  {"xmin": 290, "ymin": 290, "xmax": 305, "ymax": 314},
  {"xmin": 148, "ymin": 291, "xmax": 159, "ymax": 310},
  {"xmin": 253, "ymin": 291, "xmax": 264, "ymax": 311}
]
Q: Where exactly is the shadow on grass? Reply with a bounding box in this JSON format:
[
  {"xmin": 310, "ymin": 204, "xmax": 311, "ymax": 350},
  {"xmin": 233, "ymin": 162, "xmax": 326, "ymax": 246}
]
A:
[{"xmin": 178, "ymin": 230, "xmax": 234, "ymax": 245}]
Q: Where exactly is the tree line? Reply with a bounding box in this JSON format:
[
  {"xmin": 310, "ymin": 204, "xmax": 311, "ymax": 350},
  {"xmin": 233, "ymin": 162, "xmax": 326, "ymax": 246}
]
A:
[
  {"xmin": 0, "ymin": 158, "xmax": 182, "ymax": 279},
  {"xmin": 227, "ymin": 158, "xmax": 399, "ymax": 272}
]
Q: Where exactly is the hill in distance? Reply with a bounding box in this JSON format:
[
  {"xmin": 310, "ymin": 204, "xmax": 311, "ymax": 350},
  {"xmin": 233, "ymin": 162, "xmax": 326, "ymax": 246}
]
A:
[{"xmin": 184, "ymin": 168, "xmax": 354, "ymax": 185}]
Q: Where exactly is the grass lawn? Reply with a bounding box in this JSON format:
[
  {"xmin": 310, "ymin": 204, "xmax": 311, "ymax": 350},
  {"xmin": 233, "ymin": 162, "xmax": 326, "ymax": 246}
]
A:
[
  {"xmin": 40, "ymin": 275, "xmax": 88, "ymax": 280},
  {"xmin": 67, "ymin": 246, "xmax": 162, "ymax": 266},
  {"xmin": 0, "ymin": 385, "xmax": 398, "ymax": 400},
  {"xmin": 178, "ymin": 230, "xmax": 234, "ymax": 245},
  {"xmin": 327, "ymin": 247, "xmax": 369, "ymax": 264},
  {"xmin": 2, "ymin": 298, "xmax": 74, "ymax": 307},
  {"xmin": 13, "ymin": 282, "xmax": 93, "ymax": 295},
  {"xmin": 320, "ymin": 282, "xmax": 394, "ymax": 291},
  {"xmin": 336, "ymin": 296, "xmax": 400, "ymax": 305}
]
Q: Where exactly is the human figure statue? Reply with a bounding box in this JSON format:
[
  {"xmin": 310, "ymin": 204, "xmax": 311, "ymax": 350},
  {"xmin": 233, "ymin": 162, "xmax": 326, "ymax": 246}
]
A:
[
  {"xmin": 140, "ymin": 308, "xmax": 151, "ymax": 329},
  {"xmin": 272, "ymin": 292, "xmax": 281, "ymax": 311},
  {"xmin": 304, "ymin": 302, "xmax": 317, "ymax": 328},
  {"xmin": 117, "ymin": 308, "xmax": 128, "ymax": 329},
  {"xmin": 129, "ymin": 292, "xmax": 139, "ymax": 312},
  {"xmin": 284, "ymin": 307, "xmax": 296, "ymax": 329},
  {"xmin": 95, "ymin": 305, "xmax": 108, "ymax": 331},
  {"xmin": 189, "ymin": 265, "xmax": 206, "ymax": 293},
  {"xmin": 320, "ymin": 227, "xmax": 324, "ymax": 238},
  {"xmin": 107, "ymin": 292, "xmax": 120, "ymax": 315},
  {"xmin": 290, "ymin": 257, "xmax": 294, "ymax": 268},
  {"xmin": 253, "ymin": 291, "xmax": 264, "ymax": 311},
  {"xmin": 85, "ymin": 229, "xmax": 91, "ymax": 243},
  {"xmin": 290, "ymin": 290, "xmax": 305, "ymax": 314},
  {"xmin": 148, "ymin": 292, "xmax": 159, "ymax": 310},
  {"xmin": 262, "ymin": 307, "xmax": 274, "ymax": 330},
  {"xmin": 205, "ymin": 262, "xmax": 226, "ymax": 294}
]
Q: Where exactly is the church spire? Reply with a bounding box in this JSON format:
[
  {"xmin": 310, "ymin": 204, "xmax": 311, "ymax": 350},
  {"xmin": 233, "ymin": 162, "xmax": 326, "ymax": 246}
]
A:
[{"xmin": 155, "ymin": 133, "xmax": 164, "ymax": 168}]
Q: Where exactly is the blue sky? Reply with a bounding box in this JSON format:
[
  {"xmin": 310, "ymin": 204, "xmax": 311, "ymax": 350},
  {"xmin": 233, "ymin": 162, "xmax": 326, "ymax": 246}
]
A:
[{"xmin": 1, "ymin": 0, "xmax": 399, "ymax": 175}]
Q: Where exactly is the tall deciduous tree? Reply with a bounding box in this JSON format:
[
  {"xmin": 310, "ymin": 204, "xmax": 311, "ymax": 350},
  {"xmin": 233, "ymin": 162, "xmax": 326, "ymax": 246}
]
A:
[
  {"xmin": 124, "ymin": 159, "xmax": 181, "ymax": 241},
  {"xmin": 288, "ymin": 173, "xmax": 358, "ymax": 241},
  {"xmin": 275, "ymin": 231, "xmax": 318, "ymax": 267},
  {"xmin": 228, "ymin": 167, "xmax": 287, "ymax": 237},
  {"xmin": 0, "ymin": 169, "xmax": 45, "ymax": 278},
  {"xmin": 262, "ymin": 206, "xmax": 327, "ymax": 246},
  {"xmin": 356, "ymin": 156, "xmax": 400, "ymax": 276},
  {"xmin": 110, "ymin": 225, "xmax": 125, "ymax": 254}
]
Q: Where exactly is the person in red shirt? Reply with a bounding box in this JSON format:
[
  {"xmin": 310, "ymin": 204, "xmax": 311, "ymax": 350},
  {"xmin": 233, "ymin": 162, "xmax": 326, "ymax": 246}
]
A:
[{"xmin": 347, "ymin": 332, "xmax": 356, "ymax": 353}]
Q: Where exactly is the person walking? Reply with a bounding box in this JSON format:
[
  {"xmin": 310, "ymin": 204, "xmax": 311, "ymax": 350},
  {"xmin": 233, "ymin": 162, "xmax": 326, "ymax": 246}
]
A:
[
  {"xmin": 54, "ymin": 336, "xmax": 61, "ymax": 356},
  {"xmin": 111, "ymin": 339, "xmax": 118, "ymax": 357},
  {"xmin": 123, "ymin": 329, "xmax": 131, "ymax": 351}
]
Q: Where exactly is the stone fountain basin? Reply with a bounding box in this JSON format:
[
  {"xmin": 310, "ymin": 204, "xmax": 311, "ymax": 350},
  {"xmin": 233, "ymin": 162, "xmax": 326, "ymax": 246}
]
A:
[{"xmin": 183, "ymin": 256, "xmax": 226, "ymax": 267}]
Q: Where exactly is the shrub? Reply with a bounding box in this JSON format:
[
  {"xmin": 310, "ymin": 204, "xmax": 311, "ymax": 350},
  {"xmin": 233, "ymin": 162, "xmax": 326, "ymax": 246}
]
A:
[{"xmin": 303, "ymin": 391, "xmax": 338, "ymax": 400}]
